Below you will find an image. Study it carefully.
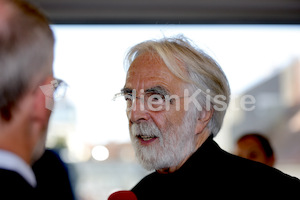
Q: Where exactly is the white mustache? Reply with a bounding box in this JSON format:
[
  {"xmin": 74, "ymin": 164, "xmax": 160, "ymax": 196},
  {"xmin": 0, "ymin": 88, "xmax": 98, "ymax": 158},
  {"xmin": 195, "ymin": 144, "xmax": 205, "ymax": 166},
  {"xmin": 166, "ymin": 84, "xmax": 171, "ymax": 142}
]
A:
[{"xmin": 131, "ymin": 122, "xmax": 162, "ymax": 138}]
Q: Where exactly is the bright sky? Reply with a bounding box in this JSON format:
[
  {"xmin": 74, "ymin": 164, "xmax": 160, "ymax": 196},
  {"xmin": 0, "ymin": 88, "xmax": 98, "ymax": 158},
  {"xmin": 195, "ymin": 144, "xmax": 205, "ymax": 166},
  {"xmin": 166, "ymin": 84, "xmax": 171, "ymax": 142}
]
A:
[{"xmin": 51, "ymin": 25, "xmax": 300, "ymax": 145}]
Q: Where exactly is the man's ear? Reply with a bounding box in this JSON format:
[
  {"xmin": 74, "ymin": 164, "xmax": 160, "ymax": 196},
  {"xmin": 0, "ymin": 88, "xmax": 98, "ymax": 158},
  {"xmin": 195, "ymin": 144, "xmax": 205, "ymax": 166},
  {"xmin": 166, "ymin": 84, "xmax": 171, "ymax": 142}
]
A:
[
  {"xmin": 195, "ymin": 109, "xmax": 213, "ymax": 135},
  {"xmin": 31, "ymin": 76, "xmax": 53, "ymax": 126}
]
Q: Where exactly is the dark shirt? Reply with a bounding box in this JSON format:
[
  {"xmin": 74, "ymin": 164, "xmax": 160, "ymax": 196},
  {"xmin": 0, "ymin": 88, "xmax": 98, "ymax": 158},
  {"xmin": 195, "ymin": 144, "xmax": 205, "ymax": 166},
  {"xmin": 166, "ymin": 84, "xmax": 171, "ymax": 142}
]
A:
[
  {"xmin": 0, "ymin": 169, "xmax": 37, "ymax": 199},
  {"xmin": 32, "ymin": 149, "xmax": 75, "ymax": 200},
  {"xmin": 0, "ymin": 150, "xmax": 75, "ymax": 200},
  {"xmin": 132, "ymin": 136, "xmax": 300, "ymax": 199}
]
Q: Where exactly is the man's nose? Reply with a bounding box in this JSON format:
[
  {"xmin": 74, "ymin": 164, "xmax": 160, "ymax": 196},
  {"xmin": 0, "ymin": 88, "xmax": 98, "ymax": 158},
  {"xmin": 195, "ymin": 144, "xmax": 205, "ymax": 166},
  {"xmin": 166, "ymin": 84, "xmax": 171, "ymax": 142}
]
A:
[{"xmin": 127, "ymin": 98, "xmax": 150, "ymax": 123}]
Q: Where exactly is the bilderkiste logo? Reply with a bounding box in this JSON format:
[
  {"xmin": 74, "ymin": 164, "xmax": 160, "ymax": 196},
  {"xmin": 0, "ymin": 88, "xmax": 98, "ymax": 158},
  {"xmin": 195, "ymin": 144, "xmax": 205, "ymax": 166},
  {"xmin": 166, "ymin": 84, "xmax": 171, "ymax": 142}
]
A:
[
  {"xmin": 114, "ymin": 89, "xmax": 256, "ymax": 112},
  {"xmin": 39, "ymin": 80, "xmax": 66, "ymax": 111}
]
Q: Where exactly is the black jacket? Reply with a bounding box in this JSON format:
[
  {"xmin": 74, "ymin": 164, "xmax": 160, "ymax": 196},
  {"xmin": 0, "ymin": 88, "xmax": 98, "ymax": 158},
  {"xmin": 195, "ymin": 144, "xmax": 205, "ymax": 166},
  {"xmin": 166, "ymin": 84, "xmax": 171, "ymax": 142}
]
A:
[
  {"xmin": 33, "ymin": 149, "xmax": 75, "ymax": 200},
  {"xmin": 0, "ymin": 169, "xmax": 37, "ymax": 199},
  {"xmin": 132, "ymin": 136, "xmax": 300, "ymax": 199},
  {"xmin": 0, "ymin": 150, "xmax": 75, "ymax": 200}
]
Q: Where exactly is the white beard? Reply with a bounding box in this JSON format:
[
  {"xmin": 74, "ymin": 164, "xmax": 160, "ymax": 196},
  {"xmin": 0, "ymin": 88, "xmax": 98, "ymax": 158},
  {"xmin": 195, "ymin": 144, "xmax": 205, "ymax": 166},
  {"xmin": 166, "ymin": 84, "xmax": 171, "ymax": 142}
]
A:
[{"xmin": 130, "ymin": 108, "xmax": 197, "ymax": 171}]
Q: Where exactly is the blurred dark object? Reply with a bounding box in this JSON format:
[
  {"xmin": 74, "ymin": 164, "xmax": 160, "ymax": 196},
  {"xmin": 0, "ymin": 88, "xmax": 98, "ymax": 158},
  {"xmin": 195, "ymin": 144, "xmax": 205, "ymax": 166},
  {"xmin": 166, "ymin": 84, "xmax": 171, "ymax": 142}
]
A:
[
  {"xmin": 26, "ymin": 0, "xmax": 300, "ymax": 24},
  {"xmin": 33, "ymin": 149, "xmax": 76, "ymax": 200}
]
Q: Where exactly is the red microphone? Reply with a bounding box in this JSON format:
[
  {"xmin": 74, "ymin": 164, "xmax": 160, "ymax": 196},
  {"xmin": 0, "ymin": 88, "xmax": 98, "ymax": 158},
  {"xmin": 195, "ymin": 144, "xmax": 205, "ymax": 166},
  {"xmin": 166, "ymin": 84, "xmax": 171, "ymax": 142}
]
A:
[{"xmin": 108, "ymin": 190, "xmax": 137, "ymax": 200}]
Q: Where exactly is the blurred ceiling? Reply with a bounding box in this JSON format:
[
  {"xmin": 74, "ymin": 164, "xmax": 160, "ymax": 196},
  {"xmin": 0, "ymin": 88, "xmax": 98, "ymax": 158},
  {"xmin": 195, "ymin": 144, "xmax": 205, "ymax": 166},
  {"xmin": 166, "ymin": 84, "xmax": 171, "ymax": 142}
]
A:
[{"xmin": 27, "ymin": 0, "xmax": 300, "ymax": 24}]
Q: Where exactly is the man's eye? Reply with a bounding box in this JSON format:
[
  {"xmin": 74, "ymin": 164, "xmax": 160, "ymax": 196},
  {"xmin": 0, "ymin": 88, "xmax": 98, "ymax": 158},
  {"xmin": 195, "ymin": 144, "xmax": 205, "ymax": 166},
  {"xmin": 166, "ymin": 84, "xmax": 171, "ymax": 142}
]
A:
[
  {"xmin": 124, "ymin": 93, "xmax": 133, "ymax": 101},
  {"xmin": 152, "ymin": 96, "xmax": 162, "ymax": 101},
  {"xmin": 148, "ymin": 93, "xmax": 165, "ymax": 102}
]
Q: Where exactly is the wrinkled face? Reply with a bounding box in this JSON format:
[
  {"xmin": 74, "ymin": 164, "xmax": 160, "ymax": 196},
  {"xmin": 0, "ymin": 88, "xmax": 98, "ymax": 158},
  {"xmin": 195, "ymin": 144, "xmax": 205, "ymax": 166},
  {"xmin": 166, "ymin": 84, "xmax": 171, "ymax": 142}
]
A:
[
  {"xmin": 124, "ymin": 53, "xmax": 198, "ymax": 170},
  {"xmin": 235, "ymin": 136, "xmax": 270, "ymax": 166}
]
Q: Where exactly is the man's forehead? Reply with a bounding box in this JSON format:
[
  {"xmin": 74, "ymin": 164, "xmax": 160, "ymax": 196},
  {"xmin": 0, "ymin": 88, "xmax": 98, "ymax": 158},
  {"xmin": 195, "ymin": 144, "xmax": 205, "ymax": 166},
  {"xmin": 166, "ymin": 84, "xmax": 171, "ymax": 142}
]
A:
[
  {"xmin": 125, "ymin": 70, "xmax": 178, "ymax": 93},
  {"xmin": 128, "ymin": 53, "xmax": 169, "ymax": 72},
  {"xmin": 126, "ymin": 53, "xmax": 177, "ymax": 80},
  {"xmin": 124, "ymin": 75, "xmax": 173, "ymax": 93},
  {"xmin": 124, "ymin": 55, "xmax": 188, "ymax": 96}
]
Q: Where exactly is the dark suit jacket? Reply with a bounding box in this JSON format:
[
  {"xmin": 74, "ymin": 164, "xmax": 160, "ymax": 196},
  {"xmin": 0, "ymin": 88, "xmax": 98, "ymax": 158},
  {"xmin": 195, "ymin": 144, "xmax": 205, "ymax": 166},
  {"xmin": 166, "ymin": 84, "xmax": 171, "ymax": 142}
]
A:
[
  {"xmin": 132, "ymin": 136, "xmax": 300, "ymax": 199},
  {"xmin": 32, "ymin": 149, "xmax": 75, "ymax": 200},
  {"xmin": 0, "ymin": 169, "xmax": 37, "ymax": 199}
]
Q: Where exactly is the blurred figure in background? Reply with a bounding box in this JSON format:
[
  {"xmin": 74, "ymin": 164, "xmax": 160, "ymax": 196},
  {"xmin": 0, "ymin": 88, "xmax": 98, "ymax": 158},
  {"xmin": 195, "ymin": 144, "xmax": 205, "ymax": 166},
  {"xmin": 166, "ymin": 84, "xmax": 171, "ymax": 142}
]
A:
[
  {"xmin": 235, "ymin": 133, "xmax": 275, "ymax": 167},
  {"xmin": 33, "ymin": 149, "xmax": 76, "ymax": 200},
  {"xmin": 0, "ymin": 0, "xmax": 64, "ymax": 199}
]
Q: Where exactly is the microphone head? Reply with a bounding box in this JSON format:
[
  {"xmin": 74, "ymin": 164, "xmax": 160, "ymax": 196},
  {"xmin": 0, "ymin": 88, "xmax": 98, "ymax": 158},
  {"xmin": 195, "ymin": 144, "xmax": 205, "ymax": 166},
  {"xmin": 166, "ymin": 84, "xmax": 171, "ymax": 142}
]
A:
[{"xmin": 108, "ymin": 190, "xmax": 137, "ymax": 200}]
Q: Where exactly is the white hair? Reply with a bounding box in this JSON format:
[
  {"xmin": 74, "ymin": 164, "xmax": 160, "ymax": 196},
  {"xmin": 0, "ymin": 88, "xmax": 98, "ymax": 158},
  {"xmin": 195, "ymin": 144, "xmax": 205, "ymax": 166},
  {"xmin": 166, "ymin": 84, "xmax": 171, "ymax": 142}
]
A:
[{"xmin": 125, "ymin": 36, "xmax": 231, "ymax": 136}]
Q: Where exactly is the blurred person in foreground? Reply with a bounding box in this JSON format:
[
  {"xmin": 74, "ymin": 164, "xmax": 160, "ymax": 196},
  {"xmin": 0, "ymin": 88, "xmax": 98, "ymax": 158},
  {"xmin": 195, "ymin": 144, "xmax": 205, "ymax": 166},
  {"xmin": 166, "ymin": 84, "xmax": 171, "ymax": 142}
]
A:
[
  {"xmin": 235, "ymin": 133, "xmax": 275, "ymax": 167},
  {"xmin": 111, "ymin": 36, "xmax": 300, "ymax": 199},
  {"xmin": 0, "ymin": 0, "xmax": 60, "ymax": 199}
]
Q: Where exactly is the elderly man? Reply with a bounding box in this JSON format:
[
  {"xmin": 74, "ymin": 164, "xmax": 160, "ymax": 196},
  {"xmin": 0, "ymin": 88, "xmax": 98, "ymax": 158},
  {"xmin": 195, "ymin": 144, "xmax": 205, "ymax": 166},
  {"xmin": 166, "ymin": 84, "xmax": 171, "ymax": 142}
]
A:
[
  {"xmin": 114, "ymin": 36, "xmax": 300, "ymax": 199},
  {"xmin": 0, "ymin": 0, "xmax": 55, "ymax": 198}
]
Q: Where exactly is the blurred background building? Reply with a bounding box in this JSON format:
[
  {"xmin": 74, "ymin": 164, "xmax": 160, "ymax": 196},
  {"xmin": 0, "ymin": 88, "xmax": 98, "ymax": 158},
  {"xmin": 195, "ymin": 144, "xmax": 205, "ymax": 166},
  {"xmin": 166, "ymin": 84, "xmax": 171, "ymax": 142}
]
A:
[{"xmin": 229, "ymin": 59, "xmax": 300, "ymax": 176}]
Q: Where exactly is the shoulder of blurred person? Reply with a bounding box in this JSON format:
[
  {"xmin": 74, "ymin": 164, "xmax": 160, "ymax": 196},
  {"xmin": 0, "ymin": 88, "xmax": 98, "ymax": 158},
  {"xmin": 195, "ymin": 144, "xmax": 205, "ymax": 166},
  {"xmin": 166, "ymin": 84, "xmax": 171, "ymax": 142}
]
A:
[
  {"xmin": 33, "ymin": 149, "xmax": 76, "ymax": 200},
  {"xmin": 0, "ymin": 167, "xmax": 37, "ymax": 199}
]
